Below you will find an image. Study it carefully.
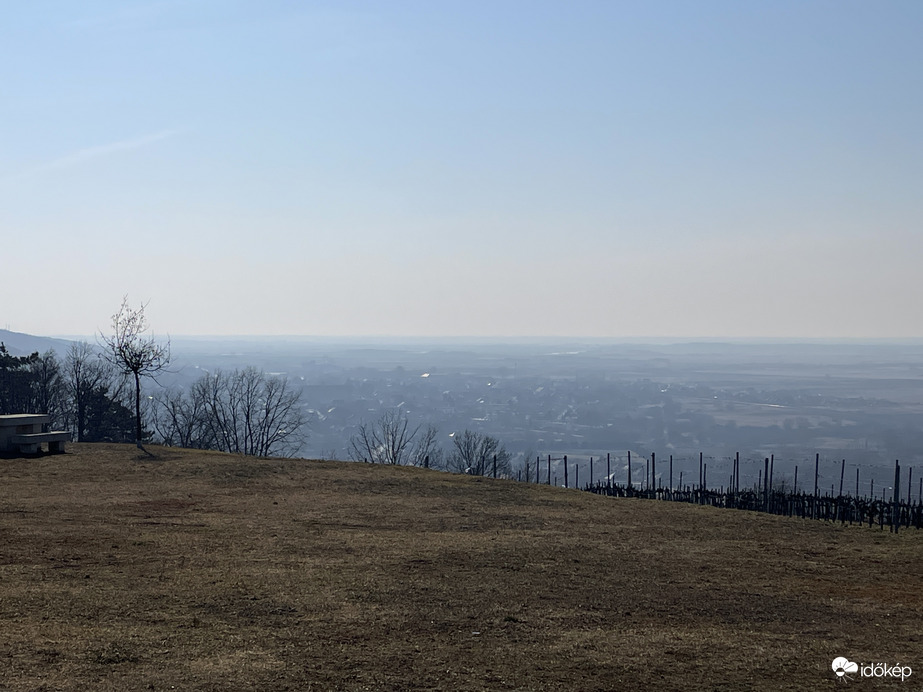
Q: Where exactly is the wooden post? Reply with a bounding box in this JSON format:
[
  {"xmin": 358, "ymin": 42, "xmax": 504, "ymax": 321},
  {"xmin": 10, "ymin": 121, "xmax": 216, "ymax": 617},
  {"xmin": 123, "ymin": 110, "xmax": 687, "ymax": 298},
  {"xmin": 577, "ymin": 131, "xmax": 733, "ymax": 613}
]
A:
[
  {"xmin": 893, "ymin": 460, "xmax": 901, "ymax": 533},
  {"xmin": 564, "ymin": 455, "xmax": 569, "ymax": 489},
  {"xmin": 856, "ymin": 467, "xmax": 860, "ymax": 497},
  {"xmin": 794, "ymin": 465, "xmax": 799, "ymax": 493},
  {"xmin": 607, "ymin": 453, "xmax": 611, "ymax": 485},
  {"xmin": 493, "ymin": 454, "xmax": 497, "ymax": 479},
  {"xmin": 575, "ymin": 460, "xmax": 579, "ymax": 489},
  {"xmin": 737, "ymin": 452, "xmax": 741, "ymax": 494},
  {"xmin": 839, "ymin": 459, "xmax": 845, "ymax": 497},
  {"xmin": 651, "ymin": 452, "xmax": 656, "ymax": 491},
  {"xmin": 548, "ymin": 455, "xmax": 552, "ymax": 486},
  {"xmin": 813, "ymin": 453, "xmax": 819, "ymax": 519},
  {"xmin": 627, "ymin": 451, "xmax": 632, "ymax": 490},
  {"xmin": 763, "ymin": 458, "xmax": 769, "ymax": 510},
  {"xmin": 669, "ymin": 454, "xmax": 673, "ymax": 491},
  {"xmin": 590, "ymin": 457, "xmax": 594, "ymax": 487},
  {"xmin": 814, "ymin": 453, "xmax": 819, "ymax": 498},
  {"xmin": 536, "ymin": 455, "xmax": 540, "ymax": 484},
  {"xmin": 769, "ymin": 454, "xmax": 774, "ymax": 492},
  {"xmin": 424, "ymin": 455, "xmax": 429, "ymax": 469},
  {"xmin": 699, "ymin": 452, "xmax": 704, "ymax": 502},
  {"xmin": 908, "ymin": 467, "xmax": 913, "ymax": 504}
]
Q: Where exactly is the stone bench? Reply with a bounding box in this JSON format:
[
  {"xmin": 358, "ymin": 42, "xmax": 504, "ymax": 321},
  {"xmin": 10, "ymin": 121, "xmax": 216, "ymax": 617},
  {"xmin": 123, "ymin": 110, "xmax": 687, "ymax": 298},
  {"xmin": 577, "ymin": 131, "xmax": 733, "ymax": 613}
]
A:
[
  {"xmin": 9, "ymin": 431, "xmax": 71, "ymax": 454},
  {"xmin": 0, "ymin": 414, "xmax": 71, "ymax": 455}
]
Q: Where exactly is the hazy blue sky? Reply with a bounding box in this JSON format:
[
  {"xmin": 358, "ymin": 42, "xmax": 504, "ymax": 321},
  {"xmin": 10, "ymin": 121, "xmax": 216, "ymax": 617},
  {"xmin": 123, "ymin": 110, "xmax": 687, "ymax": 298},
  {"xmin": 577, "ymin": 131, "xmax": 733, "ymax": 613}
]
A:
[{"xmin": 2, "ymin": 1, "xmax": 921, "ymax": 338}]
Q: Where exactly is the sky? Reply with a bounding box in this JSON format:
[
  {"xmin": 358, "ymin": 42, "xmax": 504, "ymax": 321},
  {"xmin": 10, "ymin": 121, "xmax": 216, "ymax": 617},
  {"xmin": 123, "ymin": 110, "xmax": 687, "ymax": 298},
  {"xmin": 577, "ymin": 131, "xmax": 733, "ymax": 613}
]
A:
[{"xmin": 2, "ymin": 0, "xmax": 922, "ymax": 339}]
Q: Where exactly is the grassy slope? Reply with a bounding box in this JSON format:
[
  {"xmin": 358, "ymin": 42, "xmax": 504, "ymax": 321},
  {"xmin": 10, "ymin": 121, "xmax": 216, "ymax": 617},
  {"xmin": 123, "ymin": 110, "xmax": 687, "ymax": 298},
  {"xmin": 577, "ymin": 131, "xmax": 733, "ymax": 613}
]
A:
[{"xmin": 0, "ymin": 444, "xmax": 921, "ymax": 691}]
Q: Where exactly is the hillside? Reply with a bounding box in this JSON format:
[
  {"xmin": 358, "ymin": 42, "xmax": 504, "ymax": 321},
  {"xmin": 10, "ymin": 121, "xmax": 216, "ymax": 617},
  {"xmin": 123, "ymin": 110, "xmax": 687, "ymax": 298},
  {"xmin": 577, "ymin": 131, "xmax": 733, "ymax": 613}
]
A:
[
  {"xmin": 1, "ymin": 444, "xmax": 921, "ymax": 690},
  {"xmin": 0, "ymin": 329, "xmax": 74, "ymax": 357}
]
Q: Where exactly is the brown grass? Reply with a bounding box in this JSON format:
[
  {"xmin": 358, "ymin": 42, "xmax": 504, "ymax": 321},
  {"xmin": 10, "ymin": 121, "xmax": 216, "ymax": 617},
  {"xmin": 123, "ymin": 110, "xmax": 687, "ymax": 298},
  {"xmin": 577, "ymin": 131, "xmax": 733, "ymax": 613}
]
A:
[{"xmin": 1, "ymin": 443, "xmax": 921, "ymax": 690}]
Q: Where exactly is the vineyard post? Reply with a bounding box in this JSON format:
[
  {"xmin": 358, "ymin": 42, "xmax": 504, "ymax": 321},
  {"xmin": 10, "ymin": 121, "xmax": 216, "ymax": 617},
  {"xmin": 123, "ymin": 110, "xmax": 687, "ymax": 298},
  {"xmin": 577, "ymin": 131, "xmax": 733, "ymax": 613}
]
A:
[
  {"xmin": 893, "ymin": 460, "xmax": 901, "ymax": 533},
  {"xmin": 734, "ymin": 452, "xmax": 739, "ymax": 494},
  {"xmin": 669, "ymin": 454, "xmax": 673, "ymax": 492},
  {"xmin": 607, "ymin": 453, "xmax": 611, "ymax": 486},
  {"xmin": 548, "ymin": 455, "xmax": 551, "ymax": 486},
  {"xmin": 763, "ymin": 458, "xmax": 769, "ymax": 510},
  {"xmin": 794, "ymin": 465, "xmax": 799, "ymax": 493},
  {"xmin": 813, "ymin": 453, "xmax": 820, "ymax": 519},
  {"xmin": 564, "ymin": 455, "xmax": 569, "ymax": 489},
  {"xmin": 589, "ymin": 457, "xmax": 593, "ymax": 487},
  {"xmin": 836, "ymin": 458, "xmax": 845, "ymax": 522},
  {"xmin": 908, "ymin": 466, "xmax": 913, "ymax": 504},
  {"xmin": 493, "ymin": 454, "xmax": 497, "ymax": 479},
  {"xmin": 769, "ymin": 455, "xmax": 774, "ymax": 512},
  {"xmin": 627, "ymin": 451, "xmax": 632, "ymax": 490},
  {"xmin": 536, "ymin": 455, "xmax": 540, "ymax": 484},
  {"xmin": 651, "ymin": 452, "xmax": 656, "ymax": 492},
  {"xmin": 699, "ymin": 452, "xmax": 704, "ymax": 503}
]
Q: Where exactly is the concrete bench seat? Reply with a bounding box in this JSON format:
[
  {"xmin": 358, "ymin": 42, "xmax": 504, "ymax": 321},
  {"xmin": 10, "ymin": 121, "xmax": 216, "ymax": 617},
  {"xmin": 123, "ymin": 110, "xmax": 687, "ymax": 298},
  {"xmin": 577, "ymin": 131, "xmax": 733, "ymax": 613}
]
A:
[
  {"xmin": 0, "ymin": 415, "xmax": 70, "ymax": 455},
  {"xmin": 10, "ymin": 432, "xmax": 71, "ymax": 454}
]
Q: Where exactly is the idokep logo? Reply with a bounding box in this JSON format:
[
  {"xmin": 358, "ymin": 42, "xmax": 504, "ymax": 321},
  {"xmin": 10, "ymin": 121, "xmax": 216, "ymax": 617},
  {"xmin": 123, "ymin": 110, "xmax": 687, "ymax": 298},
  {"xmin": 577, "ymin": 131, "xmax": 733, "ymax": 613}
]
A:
[
  {"xmin": 832, "ymin": 657, "xmax": 859, "ymax": 680},
  {"xmin": 832, "ymin": 657, "xmax": 913, "ymax": 682}
]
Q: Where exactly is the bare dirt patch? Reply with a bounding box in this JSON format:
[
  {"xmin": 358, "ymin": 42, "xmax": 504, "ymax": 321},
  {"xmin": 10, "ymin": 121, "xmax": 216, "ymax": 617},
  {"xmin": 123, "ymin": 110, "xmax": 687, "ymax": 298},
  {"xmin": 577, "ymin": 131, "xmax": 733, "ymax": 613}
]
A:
[{"xmin": 1, "ymin": 443, "xmax": 920, "ymax": 690}]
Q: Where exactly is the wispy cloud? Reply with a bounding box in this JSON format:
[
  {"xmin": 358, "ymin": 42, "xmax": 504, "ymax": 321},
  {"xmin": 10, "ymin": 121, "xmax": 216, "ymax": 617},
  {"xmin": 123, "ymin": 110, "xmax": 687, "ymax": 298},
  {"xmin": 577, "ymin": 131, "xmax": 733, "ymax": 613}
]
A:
[{"xmin": 3, "ymin": 129, "xmax": 180, "ymax": 183}]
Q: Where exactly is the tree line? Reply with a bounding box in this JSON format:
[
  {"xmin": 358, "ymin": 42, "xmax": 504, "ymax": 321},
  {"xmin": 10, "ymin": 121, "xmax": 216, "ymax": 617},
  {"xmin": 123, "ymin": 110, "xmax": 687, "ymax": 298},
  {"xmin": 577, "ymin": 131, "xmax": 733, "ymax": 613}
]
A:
[
  {"xmin": 0, "ymin": 338, "xmax": 307, "ymax": 457},
  {"xmin": 0, "ymin": 341, "xmax": 135, "ymax": 443},
  {"xmin": 0, "ymin": 300, "xmax": 306, "ymax": 457},
  {"xmin": 4, "ymin": 299, "xmax": 515, "ymax": 469},
  {"xmin": 347, "ymin": 408, "xmax": 514, "ymax": 477}
]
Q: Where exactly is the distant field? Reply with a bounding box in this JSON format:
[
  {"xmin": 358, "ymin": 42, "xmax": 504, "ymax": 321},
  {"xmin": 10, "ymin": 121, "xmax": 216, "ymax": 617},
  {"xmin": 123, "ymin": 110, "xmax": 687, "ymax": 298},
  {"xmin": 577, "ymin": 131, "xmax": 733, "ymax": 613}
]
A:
[{"xmin": 1, "ymin": 444, "xmax": 921, "ymax": 690}]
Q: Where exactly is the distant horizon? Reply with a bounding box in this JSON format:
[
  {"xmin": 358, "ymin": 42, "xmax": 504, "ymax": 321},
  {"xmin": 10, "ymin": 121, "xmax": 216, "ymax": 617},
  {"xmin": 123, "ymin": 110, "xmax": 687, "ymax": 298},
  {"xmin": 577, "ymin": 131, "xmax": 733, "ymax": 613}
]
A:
[{"xmin": 37, "ymin": 331, "xmax": 923, "ymax": 347}]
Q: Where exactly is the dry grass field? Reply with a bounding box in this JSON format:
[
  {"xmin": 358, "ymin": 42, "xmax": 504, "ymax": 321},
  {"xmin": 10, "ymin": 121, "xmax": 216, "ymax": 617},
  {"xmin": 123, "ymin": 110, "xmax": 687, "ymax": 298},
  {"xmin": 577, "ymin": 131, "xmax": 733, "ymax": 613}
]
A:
[{"xmin": 1, "ymin": 443, "xmax": 921, "ymax": 691}]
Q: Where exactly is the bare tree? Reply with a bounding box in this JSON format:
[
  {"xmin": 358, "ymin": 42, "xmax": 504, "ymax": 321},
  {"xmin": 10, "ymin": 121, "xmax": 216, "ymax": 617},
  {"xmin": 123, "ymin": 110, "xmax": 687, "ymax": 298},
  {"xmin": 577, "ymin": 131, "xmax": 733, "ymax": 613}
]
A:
[
  {"xmin": 447, "ymin": 429, "xmax": 512, "ymax": 477},
  {"xmin": 63, "ymin": 342, "xmax": 113, "ymax": 442},
  {"xmin": 410, "ymin": 423, "xmax": 444, "ymax": 469},
  {"xmin": 348, "ymin": 408, "xmax": 421, "ymax": 465},
  {"xmin": 101, "ymin": 298, "xmax": 171, "ymax": 448},
  {"xmin": 157, "ymin": 368, "xmax": 306, "ymax": 457},
  {"xmin": 153, "ymin": 386, "xmax": 215, "ymax": 450},
  {"xmin": 516, "ymin": 447, "xmax": 537, "ymax": 482},
  {"xmin": 30, "ymin": 350, "xmax": 64, "ymax": 427}
]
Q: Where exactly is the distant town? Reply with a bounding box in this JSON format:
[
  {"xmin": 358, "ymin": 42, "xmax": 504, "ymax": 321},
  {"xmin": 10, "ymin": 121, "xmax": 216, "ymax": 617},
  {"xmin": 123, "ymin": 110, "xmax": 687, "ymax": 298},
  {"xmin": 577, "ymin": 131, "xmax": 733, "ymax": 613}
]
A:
[{"xmin": 3, "ymin": 330, "xmax": 922, "ymax": 497}]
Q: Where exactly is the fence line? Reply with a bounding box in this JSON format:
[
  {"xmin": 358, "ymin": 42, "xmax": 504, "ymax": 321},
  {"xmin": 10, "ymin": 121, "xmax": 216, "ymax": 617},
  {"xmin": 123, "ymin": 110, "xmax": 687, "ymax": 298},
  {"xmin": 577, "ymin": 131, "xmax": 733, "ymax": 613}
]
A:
[{"xmin": 525, "ymin": 452, "xmax": 921, "ymax": 531}]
